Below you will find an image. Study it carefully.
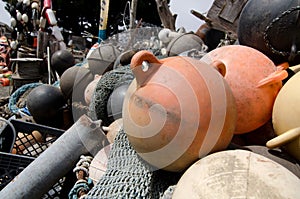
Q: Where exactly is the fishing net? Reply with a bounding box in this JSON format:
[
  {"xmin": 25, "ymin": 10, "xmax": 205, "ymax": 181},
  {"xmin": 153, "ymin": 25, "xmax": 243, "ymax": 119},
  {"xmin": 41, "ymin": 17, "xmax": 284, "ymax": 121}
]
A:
[
  {"xmin": 88, "ymin": 65, "xmax": 134, "ymax": 126},
  {"xmin": 101, "ymin": 26, "xmax": 164, "ymax": 56},
  {"xmin": 83, "ymin": 128, "xmax": 181, "ymax": 199}
]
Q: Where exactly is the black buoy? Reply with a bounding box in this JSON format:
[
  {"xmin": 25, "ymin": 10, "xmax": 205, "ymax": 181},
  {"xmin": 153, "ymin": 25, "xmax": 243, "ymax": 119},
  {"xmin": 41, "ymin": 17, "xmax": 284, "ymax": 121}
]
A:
[
  {"xmin": 51, "ymin": 50, "xmax": 75, "ymax": 76},
  {"xmin": 238, "ymin": 0, "xmax": 300, "ymax": 65},
  {"xmin": 27, "ymin": 84, "xmax": 66, "ymax": 128},
  {"xmin": 59, "ymin": 66, "xmax": 94, "ymax": 103},
  {"xmin": 107, "ymin": 83, "xmax": 130, "ymax": 124}
]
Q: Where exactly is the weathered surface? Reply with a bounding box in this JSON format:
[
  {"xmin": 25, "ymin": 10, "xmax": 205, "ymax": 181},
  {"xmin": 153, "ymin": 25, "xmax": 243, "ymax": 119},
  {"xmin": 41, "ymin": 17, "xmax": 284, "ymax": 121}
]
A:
[
  {"xmin": 155, "ymin": 0, "xmax": 176, "ymax": 31},
  {"xmin": 173, "ymin": 150, "xmax": 300, "ymax": 199},
  {"xmin": 207, "ymin": 0, "xmax": 249, "ymax": 39},
  {"xmin": 0, "ymin": 86, "xmax": 10, "ymax": 98}
]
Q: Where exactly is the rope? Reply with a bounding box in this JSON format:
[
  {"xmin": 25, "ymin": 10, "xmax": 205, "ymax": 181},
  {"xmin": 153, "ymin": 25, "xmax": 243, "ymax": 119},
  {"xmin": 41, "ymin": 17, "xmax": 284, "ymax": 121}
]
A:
[
  {"xmin": 8, "ymin": 82, "xmax": 42, "ymax": 114},
  {"xmin": 8, "ymin": 81, "xmax": 61, "ymax": 115},
  {"xmin": 69, "ymin": 155, "xmax": 94, "ymax": 199}
]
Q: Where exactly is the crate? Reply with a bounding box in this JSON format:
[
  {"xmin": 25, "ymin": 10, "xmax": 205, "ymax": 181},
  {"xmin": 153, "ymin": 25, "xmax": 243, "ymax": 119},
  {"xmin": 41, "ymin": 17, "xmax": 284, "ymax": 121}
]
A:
[
  {"xmin": 0, "ymin": 118, "xmax": 64, "ymax": 155},
  {"xmin": 0, "ymin": 152, "xmax": 34, "ymax": 190},
  {"xmin": 0, "ymin": 118, "xmax": 75, "ymax": 198}
]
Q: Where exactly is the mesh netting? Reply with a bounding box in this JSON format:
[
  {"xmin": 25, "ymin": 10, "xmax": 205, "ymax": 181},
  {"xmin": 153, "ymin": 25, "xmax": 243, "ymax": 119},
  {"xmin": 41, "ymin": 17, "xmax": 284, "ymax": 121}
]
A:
[
  {"xmin": 88, "ymin": 65, "xmax": 133, "ymax": 126},
  {"xmin": 83, "ymin": 129, "xmax": 181, "ymax": 199},
  {"xmin": 103, "ymin": 27, "xmax": 163, "ymax": 56}
]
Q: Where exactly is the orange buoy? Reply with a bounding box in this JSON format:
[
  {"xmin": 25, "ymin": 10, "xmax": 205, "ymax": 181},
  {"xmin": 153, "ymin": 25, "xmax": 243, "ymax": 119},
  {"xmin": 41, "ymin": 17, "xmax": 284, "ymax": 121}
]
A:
[
  {"xmin": 201, "ymin": 45, "xmax": 288, "ymax": 134},
  {"xmin": 123, "ymin": 50, "xmax": 237, "ymax": 172},
  {"xmin": 0, "ymin": 77, "xmax": 10, "ymax": 86}
]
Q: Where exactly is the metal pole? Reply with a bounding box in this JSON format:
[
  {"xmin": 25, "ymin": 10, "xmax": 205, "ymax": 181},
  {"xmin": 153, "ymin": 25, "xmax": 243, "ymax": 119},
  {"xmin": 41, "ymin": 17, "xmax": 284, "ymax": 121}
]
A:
[
  {"xmin": 47, "ymin": 46, "xmax": 51, "ymax": 84},
  {"xmin": 0, "ymin": 115, "xmax": 109, "ymax": 199}
]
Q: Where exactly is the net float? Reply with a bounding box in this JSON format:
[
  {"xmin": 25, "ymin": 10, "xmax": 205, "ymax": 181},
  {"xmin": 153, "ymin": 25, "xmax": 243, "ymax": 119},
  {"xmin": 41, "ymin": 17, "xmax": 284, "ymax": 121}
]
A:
[
  {"xmin": 238, "ymin": 0, "xmax": 300, "ymax": 65},
  {"xmin": 84, "ymin": 74, "xmax": 102, "ymax": 105},
  {"xmin": 105, "ymin": 118, "xmax": 123, "ymax": 144},
  {"xmin": 50, "ymin": 49, "xmax": 75, "ymax": 77},
  {"xmin": 172, "ymin": 150, "xmax": 300, "ymax": 198},
  {"xmin": 201, "ymin": 45, "xmax": 288, "ymax": 134},
  {"xmin": 26, "ymin": 84, "xmax": 66, "ymax": 128},
  {"xmin": 87, "ymin": 43, "xmax": 121, "ymax": 76},
  {"xmin": 11, "ymin": 130, "xmax": 43, "ymax": 154},
  {"xmin": 0, "ymin": 78, "xmax": 10, "ymax": 86},
  {"xmin": 60, "ymin": 66, "xmax": 94, "ymax": 104},
  {"xmin": 166, "ymin": 32, "xmax": 207, "ymax": 57},
  {"xmin": 89, "ymin": 144, "xmax": 112, "ymax": 185},
  {"xmin": 123, "ymin": 50, "xmax": 237, "ymax": 172},
  {"xmin": 106, "ymin": 83, "xmax": 130, "ymax": 124},
  {"xmin": 21, "ymin": 13, "xmax": 28, "ymax": 23},
  {"xmin": 267, "ymin": 71, "xmax": 300, "ymax": 161}
]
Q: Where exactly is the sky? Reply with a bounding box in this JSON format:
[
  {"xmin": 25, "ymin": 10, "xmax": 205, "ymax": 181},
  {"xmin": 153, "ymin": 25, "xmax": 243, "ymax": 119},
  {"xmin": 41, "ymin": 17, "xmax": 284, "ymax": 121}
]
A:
[
  {"xmin": 0, "ymin": 0, "xmax": 11, "ymax": 26},
  {"xmin": 0, "ymin": 0, "xmax": 214, "ymax": 32},
  {"xmin": 169, "ymin": 0, "xmax": 214, "ymax": 32}
]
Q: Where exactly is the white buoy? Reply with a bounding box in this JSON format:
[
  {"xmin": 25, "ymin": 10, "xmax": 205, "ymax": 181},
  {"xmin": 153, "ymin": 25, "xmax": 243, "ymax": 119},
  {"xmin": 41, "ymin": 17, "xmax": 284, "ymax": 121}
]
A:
[
  {"xmin": 23, "ymin": 0, "xmax": 30, "ymax": 6},
  {"xmin": 31, "ymin": 2, "xmax": 39, "ymax": 10},
  {"xmin": 173, "ymin": 150, "xmax": 300, "ymax": 199},
  {"xmin": 10, "ymin": 40, "xmax": 18, "ymax": 50},
  {"xmin": 10, "ymin": 17, "xmax": 17, "ymax": 27},
  {"xmin": 16, "ymin": 10, "xmax": 22, "ymax": 21},
  {"xmin": 22, "ymin": 14, "xmax": 28, "ymax": 23}
]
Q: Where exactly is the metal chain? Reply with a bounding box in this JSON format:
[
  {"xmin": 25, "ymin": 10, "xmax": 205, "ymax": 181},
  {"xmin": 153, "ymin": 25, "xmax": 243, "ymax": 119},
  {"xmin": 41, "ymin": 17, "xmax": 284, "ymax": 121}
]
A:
[{"xmin": 263, "ymin": 6, "xmax": 300, "ymax": 57}]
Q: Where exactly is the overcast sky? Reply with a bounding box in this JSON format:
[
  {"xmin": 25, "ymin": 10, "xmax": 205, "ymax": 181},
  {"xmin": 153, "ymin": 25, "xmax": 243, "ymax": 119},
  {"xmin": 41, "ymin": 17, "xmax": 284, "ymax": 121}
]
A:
[
  {"xmin": 0, "ymin": 0, "xmax": 214, "ymax": 32},
  {"xmin": 0, "ymin": 0, "xmax": 10, "ymax": 26},
  {"xmin": 170, "ymin": 0, "xmax": 214, "ymax": 32}
]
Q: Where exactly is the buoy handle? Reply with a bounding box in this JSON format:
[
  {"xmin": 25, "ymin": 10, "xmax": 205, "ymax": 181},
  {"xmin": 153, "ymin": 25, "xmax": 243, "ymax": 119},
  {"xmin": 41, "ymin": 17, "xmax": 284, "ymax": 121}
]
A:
[
  {"xmin": 257, "ymin": 62, "xmax": 289, "ymax": 88},
  {"xmin": 130, "ymin": 50, "xmax": 162, "ymax": 87},
  {"xmin": 266, "ymin": 127, "xmax": 300, "ymax": 148},
  {"xmin": 211, "ymin": 60, "xmax": 226, "ymax": 77}
]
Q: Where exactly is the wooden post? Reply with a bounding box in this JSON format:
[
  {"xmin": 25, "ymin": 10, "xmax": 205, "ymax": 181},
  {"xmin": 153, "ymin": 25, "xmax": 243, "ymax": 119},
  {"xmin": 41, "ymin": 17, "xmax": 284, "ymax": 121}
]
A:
[
  {"xmin": 37, "ymin": 30, "xmax": 44, "ymax": 58},
  {"xmin": 98, "ymin": 0, "xmax": 110, "ymax": 43},
  {"xmin": 155, "ymin": 0, "xmax": 176, "ymax": 31},
  {"xmin": 129, "ymin": 0, "xmax": 138, "ymax": 29}
]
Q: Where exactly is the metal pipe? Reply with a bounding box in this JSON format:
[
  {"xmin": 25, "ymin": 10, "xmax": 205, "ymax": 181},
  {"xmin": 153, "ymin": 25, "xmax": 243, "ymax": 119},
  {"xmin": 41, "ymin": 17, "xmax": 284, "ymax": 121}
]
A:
[
  {"xmin": 0, "ymin": 115, "xmax": 109, "ymax": 199},
  {"xmin": 47, "ymin": 46, "xmax": 51, "ymax": 84}
]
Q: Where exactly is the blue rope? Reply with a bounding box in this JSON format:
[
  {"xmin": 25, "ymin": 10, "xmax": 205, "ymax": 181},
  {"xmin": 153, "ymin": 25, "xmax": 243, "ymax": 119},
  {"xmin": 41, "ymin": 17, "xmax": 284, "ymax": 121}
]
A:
[
  {"xmin": 8, "ymin": 83, "xmax": 43, "ymax": 114},
  {"xmin": 68, "ymin": 179, "xmax": 93, "ymax": 199},
  {"xmin": 8, "ymin": 82, "xmax": 61, "ymax": 114}
]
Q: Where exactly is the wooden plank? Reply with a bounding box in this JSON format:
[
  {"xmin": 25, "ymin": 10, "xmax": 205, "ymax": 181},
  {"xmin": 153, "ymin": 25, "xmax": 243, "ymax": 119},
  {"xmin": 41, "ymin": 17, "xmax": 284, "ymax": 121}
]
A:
[
  {"xmin": 10, "ymin": 58, "xmax": 43, "ymax": 62},
  {"xmin": 219, "ymin": 0, "xmax": 248, "ymax": 23},
  {"xmin": 207, "ymin": 0, "xmax": 249, "ymax": 39},
  {"xmin": 155, "ymin": 0, "xmax": 176, "ymax": 31}
]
